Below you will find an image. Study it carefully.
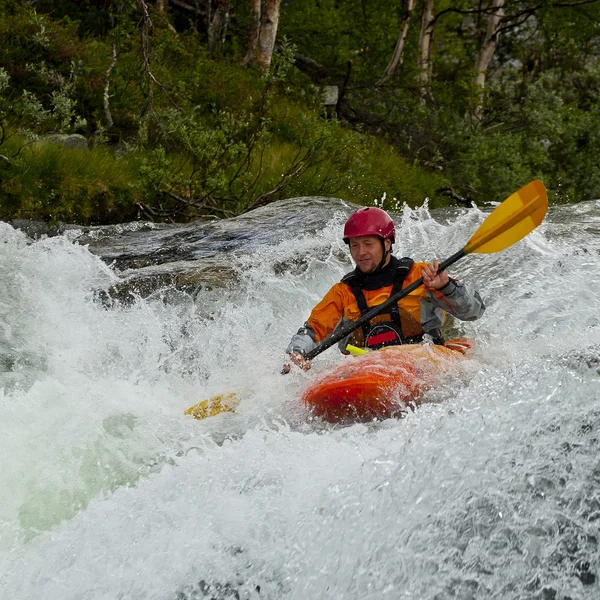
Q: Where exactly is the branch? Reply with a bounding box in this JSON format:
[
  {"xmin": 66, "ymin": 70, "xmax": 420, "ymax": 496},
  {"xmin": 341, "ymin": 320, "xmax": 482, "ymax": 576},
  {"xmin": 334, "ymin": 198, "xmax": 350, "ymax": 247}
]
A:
[
  {"xmin": 436, "ymin": 186, "xmax": 473, "ymax": 207},
  {"xmin": 241, "ymin": 132, "xmax": 320, "ymax": 214},
  {"xmin": 553, "ymin": 0, "xmax": 600, "ymax": 6},
  {"xmin": 136, "ymin": 200, "xmax": 157, "ymax": 219},
  {"xmin": 11, "ymin": 138, "xmax": 37, "ymax": 159},
  {"xmin": 135, "ymin": 0, "xmax": 180, "ymax": 118},
  {"xmin": 430, "ymin": 4, "xmax": 509, "ymax": 28},
  {"xmin": 103, "ymin": 4, "xmax": 123, "ymax": 128},
  {"xmin": 430, "ymin": 0, "xmax": 600, "ymax": 30},
  {"xmin": 291, "ymin": 51, "xmax": 329, "ymax": 83},
  {"xmin": 162, "ymin": 189, "xmax": 235, "ymax": 217},
  {"xmin": 378, "ymin": 0, "xmax": 415, "ymax": 84},
  {"xmin": 336, "ymin": 60, "xmax": 352, "ymax": 113},
  {"xmin": 169, "ymin": 0, "xmax": 205, "ymax": 14},
  {"xmin": 137, "ymin": 0, "xmax": 154, "ymax": 118}
]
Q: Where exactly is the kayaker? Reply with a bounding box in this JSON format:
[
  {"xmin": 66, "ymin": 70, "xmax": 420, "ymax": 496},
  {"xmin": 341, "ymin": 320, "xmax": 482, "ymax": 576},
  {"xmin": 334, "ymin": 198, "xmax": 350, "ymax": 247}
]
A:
[{"xmin": 283, "ymin": 206, "xmax": 485, "ymax": 372}]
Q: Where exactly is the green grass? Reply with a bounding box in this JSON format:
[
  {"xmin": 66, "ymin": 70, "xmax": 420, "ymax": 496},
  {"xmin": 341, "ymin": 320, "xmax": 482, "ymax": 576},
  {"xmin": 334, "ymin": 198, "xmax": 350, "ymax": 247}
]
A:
[
  {"xmin": 0, "ymin": 136, "xmax": 141, "ymax": 224},
  {"xmin": 0, "ymin": 122, "xmax": 447, "ymax": 225},
  {"xmin": 0, "ymin": 5, "xmax": 451, "ymax": 225},
  {"xmin": 251, "ymin": 124, "xmax": 447, "ymax": 209}
]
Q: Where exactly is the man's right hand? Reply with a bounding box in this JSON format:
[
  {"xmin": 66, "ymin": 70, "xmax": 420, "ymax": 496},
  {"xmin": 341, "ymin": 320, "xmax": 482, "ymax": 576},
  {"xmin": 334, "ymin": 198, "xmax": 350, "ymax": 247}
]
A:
[{"xmin": 281, "ymin": 352, "xmax": 312, "ymax": 374}]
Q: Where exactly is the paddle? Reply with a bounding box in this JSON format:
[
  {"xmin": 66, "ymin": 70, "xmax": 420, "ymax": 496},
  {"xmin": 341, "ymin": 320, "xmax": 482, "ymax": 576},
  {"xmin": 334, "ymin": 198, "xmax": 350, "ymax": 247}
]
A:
[
  {"xmin": 185, "ymin": 392, "xmax": 240, "ymax": 420},
  {"xmin": 302, "ymin": 178, "xmax": 548, "ymax": 361},
  {"xmin": 186, "ymin": 179, "xmax": 548, "ymax": 419}
]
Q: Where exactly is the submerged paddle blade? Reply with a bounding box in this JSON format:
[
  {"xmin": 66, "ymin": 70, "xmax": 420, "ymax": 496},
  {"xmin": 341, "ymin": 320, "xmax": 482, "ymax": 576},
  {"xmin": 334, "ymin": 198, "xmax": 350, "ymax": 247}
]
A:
[
  {"xmin": 465, "ymin": 179, "xmax": 548, "ymax": 255},
  {"xmin": 185, "ymin": 392, "xmax": 240, "ymax": 420}
]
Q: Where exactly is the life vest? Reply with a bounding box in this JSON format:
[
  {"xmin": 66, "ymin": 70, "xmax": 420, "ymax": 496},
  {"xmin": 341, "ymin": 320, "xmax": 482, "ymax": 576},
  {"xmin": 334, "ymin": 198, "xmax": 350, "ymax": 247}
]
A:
[{"xmin": 341, "ymin": 257, "xmax": 444, "ymax": 349}]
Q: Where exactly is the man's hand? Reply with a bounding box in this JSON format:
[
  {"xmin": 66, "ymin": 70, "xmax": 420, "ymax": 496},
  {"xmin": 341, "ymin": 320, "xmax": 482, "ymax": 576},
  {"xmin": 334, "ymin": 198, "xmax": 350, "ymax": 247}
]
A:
[
  {"xmin": 422, "ymin": 260, "xmax": 449, "ymax": 290},
  {"xmin": 281, "ymin": 352, "xmax": 312, "ymax": 374}
]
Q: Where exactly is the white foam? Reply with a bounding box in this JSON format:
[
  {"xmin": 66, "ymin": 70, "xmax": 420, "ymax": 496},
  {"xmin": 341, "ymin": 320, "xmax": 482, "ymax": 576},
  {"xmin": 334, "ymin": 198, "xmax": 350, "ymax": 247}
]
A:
[{"xmin": 1, "ymin": 200, "xmax": 599, "ymax": 598}]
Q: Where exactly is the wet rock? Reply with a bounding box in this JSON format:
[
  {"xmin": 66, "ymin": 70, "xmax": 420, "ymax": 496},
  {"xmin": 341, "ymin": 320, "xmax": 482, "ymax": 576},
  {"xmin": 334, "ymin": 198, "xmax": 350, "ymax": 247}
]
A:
[
  {"xmin": 271, "ymin": 256, "xmax": 310, "ymax": 276},
  {"xmin": 78, "ymin": 196, "xmax": 343, "ymax": 269},
  {"xmin": 59, "ymin": 196, "xmax": 346, "ymax": 300},
  {"xmin": 524, "ymin": 574, "xmax": 541, "ymax": 592},
  {"xmin": 175, "ymin": 579, "xmax": 262, "ymax": 600},
  {"xmin": 99, "ymin": 262, "xmax": 239, "ymax": 305},
  {"xmin": 559, "ymin": 345, "xmax": 600, "ymax": 375},
  {"xmin": 539, "ymin": 587, "xmax": 556, "ymax": 600},
  {"xmin": 9, "ymin": 219, "xmax": 85, "ymax": 239},
  {"xmin": 575, "ymin": 559, "xmax": 596, "ymax": 585}
]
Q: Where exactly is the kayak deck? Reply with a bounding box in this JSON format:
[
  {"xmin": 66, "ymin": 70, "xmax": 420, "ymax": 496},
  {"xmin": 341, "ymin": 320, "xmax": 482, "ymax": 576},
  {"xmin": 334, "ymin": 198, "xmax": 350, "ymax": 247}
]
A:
[{"xmin": 301, "ymin": 339, "xmax": 472, "ymax": 423}]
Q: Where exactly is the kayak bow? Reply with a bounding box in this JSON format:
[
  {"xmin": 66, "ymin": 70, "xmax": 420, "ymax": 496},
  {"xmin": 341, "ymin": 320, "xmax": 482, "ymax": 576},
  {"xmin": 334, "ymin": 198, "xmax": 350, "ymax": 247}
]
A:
[{"xmin": 301, "ymin": 339, "xmax": 472, "ymax": 423}]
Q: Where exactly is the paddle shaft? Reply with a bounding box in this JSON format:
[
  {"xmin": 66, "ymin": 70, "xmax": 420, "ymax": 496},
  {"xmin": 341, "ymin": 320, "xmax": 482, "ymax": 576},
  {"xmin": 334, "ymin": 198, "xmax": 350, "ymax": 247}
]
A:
[{"xmin": 303, "ymin": 248, "xmax": 466, "ymax": 360}]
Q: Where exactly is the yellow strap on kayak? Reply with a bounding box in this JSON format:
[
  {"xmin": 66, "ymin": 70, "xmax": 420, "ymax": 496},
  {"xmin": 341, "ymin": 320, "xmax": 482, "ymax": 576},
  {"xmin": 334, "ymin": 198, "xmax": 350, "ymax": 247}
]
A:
[{"xmin": 345, "ymin": 344, "xmax": 369, "ymax": 356}]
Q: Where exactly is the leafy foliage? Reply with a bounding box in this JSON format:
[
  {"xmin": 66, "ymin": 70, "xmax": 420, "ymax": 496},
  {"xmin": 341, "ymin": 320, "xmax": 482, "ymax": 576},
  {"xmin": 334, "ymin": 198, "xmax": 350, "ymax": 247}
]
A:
[{"xmin": 1, "ymin": 0, "xmax": 599, "ymax": 224}]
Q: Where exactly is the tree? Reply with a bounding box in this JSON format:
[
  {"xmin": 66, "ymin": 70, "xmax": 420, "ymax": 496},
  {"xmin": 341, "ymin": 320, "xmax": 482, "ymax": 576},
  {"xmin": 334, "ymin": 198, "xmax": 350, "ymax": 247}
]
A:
[
  {"xmin": 472, "ymin": 0, "xmax": 505, "ymax": 122},
  {"xmin": 244, "ymin": 0, "xmax": 282, "ymax": 71},
  {"xmin": 103, "ymin": 1, "xmax": 127, "ymax": 129},
  {"xmin": 417, "ymin": 0, "xmax": 435, "ymax": 95},
  {"xmin": 208, "ymin": 0, "xmax": 230, "ymax": 58},
  {"xmin": 379, "ymin": 0, "xmax": 416, "ymax": 84}
]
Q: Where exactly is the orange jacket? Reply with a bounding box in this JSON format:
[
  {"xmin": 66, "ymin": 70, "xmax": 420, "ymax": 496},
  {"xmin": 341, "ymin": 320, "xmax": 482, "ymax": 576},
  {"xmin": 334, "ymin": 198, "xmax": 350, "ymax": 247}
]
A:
[
  {"xmin": 305, "ymin": 262, "xmax": 453, "ymax": 344},
  {"xmin": 286, "ymin": 259, "xmax": 485, "ymax": 356}
]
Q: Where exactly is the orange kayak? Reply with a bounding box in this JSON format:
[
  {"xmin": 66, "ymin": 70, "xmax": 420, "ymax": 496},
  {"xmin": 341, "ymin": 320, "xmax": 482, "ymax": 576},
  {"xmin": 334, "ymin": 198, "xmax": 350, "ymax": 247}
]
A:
[{"xmin": 301, "ymin": 339, "xmax": 472, "ymax": 423}]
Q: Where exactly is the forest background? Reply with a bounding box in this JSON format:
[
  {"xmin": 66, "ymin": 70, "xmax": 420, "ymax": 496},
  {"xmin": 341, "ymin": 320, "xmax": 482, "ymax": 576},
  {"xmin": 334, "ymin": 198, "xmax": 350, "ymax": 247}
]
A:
[{"xmin": 1, "ymin": 0, "xmax": 599, "ymax": 225}]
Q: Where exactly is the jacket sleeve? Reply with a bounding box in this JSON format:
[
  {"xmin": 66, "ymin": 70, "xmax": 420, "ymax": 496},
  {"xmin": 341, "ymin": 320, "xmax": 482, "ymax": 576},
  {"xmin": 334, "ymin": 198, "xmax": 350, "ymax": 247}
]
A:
[
  {"xmin": 436, "ymin": 279, "xmax": 485, "ymax": 321},
  {"xmin": 286, "ymin": 323, "xmax": 318, "ymax": 356},
  {"xmin": 420, "ymin": 278, "xmax": 485, "ymax": 334},
  {"xmin": 285, "ymin": 283, "xmax": 347, "ymax": 355}
]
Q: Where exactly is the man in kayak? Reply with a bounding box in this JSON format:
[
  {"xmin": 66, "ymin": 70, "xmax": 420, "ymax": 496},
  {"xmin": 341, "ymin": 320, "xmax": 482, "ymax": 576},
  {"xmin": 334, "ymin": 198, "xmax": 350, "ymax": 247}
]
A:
[{"xmin": 283, "ymin": 206, "xmax": 485, "ymax": 372}]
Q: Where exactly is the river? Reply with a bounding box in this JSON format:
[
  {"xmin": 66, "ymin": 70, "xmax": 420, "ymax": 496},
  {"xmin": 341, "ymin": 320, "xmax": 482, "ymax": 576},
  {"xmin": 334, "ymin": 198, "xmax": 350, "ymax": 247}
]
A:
[{"xmin": 1, "ymin": 197, "xmax": 599, "ymax": 599}]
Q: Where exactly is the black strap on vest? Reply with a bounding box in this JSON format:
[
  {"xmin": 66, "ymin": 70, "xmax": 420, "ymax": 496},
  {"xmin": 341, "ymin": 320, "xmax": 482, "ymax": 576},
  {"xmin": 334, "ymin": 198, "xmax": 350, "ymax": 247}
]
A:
[{"xmin": 342, "ymin": 257, "xmax": 414, "ymax": 342}]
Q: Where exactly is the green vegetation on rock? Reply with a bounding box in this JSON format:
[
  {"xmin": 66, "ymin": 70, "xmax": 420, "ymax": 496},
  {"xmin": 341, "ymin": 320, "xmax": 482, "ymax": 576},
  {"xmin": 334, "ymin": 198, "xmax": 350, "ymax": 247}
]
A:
[{"xmin": 1, "ymin": 0, "xmax": 599, "ymax": 224}]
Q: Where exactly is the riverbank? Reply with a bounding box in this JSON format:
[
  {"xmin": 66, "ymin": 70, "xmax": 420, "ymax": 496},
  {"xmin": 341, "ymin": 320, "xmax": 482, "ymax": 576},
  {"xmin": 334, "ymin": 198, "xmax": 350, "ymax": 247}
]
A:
[
  {"xmin": 0, "ymin": 122, "xmax": 446, "ymax": 225},
  {"xmin": 2, "ymin": 2, "xmax": 599, "ymax": 226},
  {"xmin": 0, "ymin": 3, "xmax": 446, "ymax": 225}
]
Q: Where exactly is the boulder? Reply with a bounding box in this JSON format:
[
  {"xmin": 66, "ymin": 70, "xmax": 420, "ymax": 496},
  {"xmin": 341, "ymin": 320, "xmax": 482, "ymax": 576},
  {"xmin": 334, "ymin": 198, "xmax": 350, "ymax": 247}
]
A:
[{"xmin": 44, "ymin": 133, "xmax": 88, "ymax": 151}]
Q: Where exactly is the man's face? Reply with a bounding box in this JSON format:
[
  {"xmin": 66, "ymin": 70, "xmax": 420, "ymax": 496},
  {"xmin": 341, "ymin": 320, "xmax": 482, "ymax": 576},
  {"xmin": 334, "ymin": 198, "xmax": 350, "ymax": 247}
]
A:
[{"xmin": 349, "ymin": 235, "xmax": 390, "ymax": 273}]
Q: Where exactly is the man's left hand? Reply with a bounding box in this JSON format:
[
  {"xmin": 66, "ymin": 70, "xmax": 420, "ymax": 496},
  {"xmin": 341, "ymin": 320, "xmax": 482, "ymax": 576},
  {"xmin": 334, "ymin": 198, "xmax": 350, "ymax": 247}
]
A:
[
  {"xmin": 281, "ymin": 352, "xmax": 312, "ymax": 374},
  {"xmin": 422, "ymin": 261, "xmax": 449, "ymax": 289}
]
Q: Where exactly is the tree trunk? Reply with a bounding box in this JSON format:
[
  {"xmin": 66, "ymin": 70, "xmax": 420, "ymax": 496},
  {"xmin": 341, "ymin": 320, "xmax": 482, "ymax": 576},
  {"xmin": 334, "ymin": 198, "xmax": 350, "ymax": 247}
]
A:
[
  {"xmin": 417, "ymin": 0, "xmax": 435, "ymax": 95},
  {"xmin": 472, "ymin": 0, "xmax": 505, "ymax": 121},
  {"xmin": 137, "ymin": 0, "xmax": 154, "ymax": 120},
  {"xmin": 169, "ymin": 0, "xmax": 203, "ymax": 15},
  {"xmin": 155, "ymin": 0, "xmax": 178, "ymax": 33},
  {"xmin": 379, "ymin": 0, "xmax": 415, "ymax": 84},
  {"xmin": 244, "ymin": 0, "xmax": 262, "ymax": 66},
  {"xmin": 244, "ymin": 0, "xmax": 281, "ymax": 71},
  {"xmin": 257, "ymin": 0, "xmax": 281, "ymax": 70},
  {"xmin": 104, "ymin": 18, "xmax": 118, "ymax": 128},
  {"xmin": 208, "ymin": 0, "xmax": 230, "ymax": 57}
]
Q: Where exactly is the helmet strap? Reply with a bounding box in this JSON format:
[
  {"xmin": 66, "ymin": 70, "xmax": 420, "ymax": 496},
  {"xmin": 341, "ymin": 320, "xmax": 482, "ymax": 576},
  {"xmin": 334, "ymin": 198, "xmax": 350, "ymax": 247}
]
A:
[{"xmin": 373, "ymin": 239, "xmax": 391, "ymax": 273}]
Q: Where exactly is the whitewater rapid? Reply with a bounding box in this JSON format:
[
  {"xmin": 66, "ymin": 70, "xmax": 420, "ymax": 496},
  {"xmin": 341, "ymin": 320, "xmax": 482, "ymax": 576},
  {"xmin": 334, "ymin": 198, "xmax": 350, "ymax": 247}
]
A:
[{"xmin": 1, "ymin": 198, "xmax": 599, "ymax": 599}]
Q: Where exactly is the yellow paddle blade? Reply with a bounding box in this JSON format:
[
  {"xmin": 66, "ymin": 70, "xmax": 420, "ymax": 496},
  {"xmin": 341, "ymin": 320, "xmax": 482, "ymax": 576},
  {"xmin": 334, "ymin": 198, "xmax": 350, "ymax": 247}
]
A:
[
  {"xmin": 464, "ymin": 179, "xmax": 548, "ymax": 254},
  {"xmin": 184, "ymin": 392, "xmax": 240, "ymax": 420}
]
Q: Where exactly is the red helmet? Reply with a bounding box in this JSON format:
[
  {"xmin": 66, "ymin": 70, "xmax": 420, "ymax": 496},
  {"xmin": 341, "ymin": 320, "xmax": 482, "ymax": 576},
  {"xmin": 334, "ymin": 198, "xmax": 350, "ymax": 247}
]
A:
[{"xmin": 343, "ymin": 207, "xmax": 395, "ymax": 244}]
